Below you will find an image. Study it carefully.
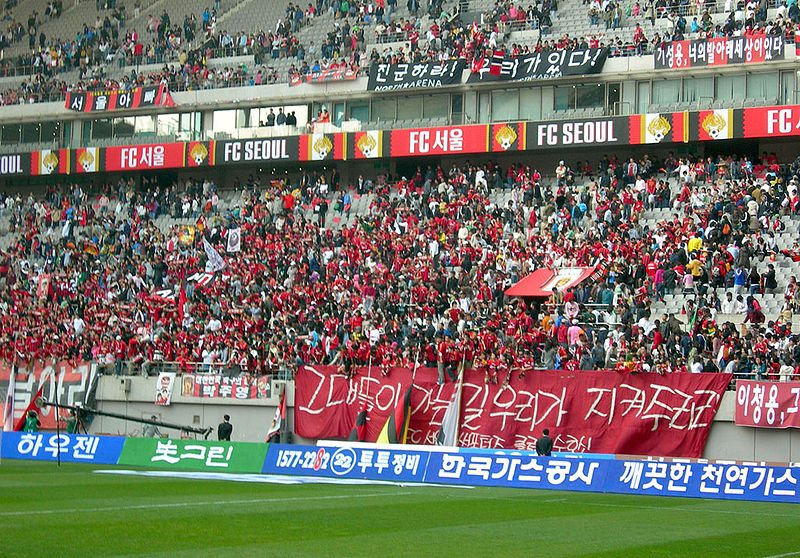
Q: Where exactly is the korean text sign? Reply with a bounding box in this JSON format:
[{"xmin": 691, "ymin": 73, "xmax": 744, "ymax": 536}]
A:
[
  {"xmin": 0, "ymin": 431, "xmax": 125, "ymax": 464},
  {"xmin": 117, "ymin": 437, "xmax": 269, "ymax": 473}
]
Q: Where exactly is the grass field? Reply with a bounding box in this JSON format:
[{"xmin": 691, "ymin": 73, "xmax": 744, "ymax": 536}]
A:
[{"xmin": 2, "ymin": 461, "xmax": 800, "ymax": 557}]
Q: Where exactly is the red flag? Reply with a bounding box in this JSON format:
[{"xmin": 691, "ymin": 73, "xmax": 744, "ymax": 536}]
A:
[
  {"xmin": 14, "ymin": 376, "xmax": 48, "ymax": 431},
  {"xmin": 470, "ymin": 55, "xmax": 485, "ymax": 73},
  {"xmin": 490, "ymin": 49, "xmax": 504, "ymax": 75}
]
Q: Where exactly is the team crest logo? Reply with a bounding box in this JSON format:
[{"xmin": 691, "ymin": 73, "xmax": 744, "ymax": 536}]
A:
[
  {"xmin": 647, "ymin": 116, "xmax": 671, "ymax": 142},
  {"xmin": 357, "ymin": 133, "xmax": 377, "ymax": 158},
  {"xmin": 189, "ymin": 143, "xmax": 208, "ymax": 165},
  {"xmin": 702, "ymin": 112, "xmax": 727, "ymax": 140},
  {"xmin": 313, "ymin": 135, "xmax": 333, "ymax": 159},
  {"xmin": 494, "ymin": 125, "xmax": 517, "ymax": 150},
  {"xmin": 78, "ymin": 149, "xmax": 96, "ymax": 172},
  {"xmin": 41, "ymin": 151, "xmax": 58, "ymax": 174}
]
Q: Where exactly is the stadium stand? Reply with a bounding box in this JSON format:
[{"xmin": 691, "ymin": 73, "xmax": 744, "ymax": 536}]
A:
[{"xmin": 0, "ymin": 0, "xmax": 798, "ymax": 388}]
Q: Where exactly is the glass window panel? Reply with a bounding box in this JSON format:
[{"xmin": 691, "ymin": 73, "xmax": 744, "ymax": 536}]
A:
[
  {"xmin": 1, "ymin": 125, "xmax": 20, "ymax": 144},
  {"xmin": 464, "ymin": 91, "xmax": 478, "ymax": 124},
  {"xmin": 607, "ymin": 83, "xmax": 620, "ymax": 112},
  {"xmin": 348, "ymin": 101, "xmax": 369, "ymax": 122},
  {"xmin": 746, "ymin": 72, "xmax": 778, "ymax": 102},
  {"xmin": 371, "ymin": 99, "xmax": 395, "ymax": 122},
  {"xmin": 113, "ymin": 117, "xmax": 135, "ymax": 137},
  {"xmin": 91, "ymin": 119, "xmax": 112, "ymax": 139},
  {"xmin": 422, "ymin": 94, "xmax": 449, "ymax": 118},
  {"xmin": 781, "ymin": 71, "xmax": 794, "ymax": 105},
  {"xmin": 716, "ymin": 75, "xmax": 745, "ymax": 100},
  {"xmin": 236, "ymin": 109, "xmax": 250, "ymax": 128},
  {"xmin": 397, "ymin": 96, "xmax": 422, "ymax": 120},
  {"xmin": 40, "ymin": 121, "xmax": 61, "ymax": 143},
  {"xmin": 491, "ymin": 90, "xmax": 518, "ymax": 121},
  {"xmin": 682, "ymin": 76, "xmax": 713, "ymax": 103},
  {"xmin": 213, "ymin": 110, "xmax": 236, "ymax": 132},
  {"xmin": 575, "ymin": 83, "xmax": 605, "ymax": 108},
  {"xmin": 153, "ymin": 114, "xmax": 174, "ymax": 136},
  {"xmin": 636, "ymin": 81, "xmax": 650, "ymax": 113},
  {"xmin": 519, "ymin": 87, "xmax": 542, "ymax": 120},
  {"xmin": 652, "ymin": 79, "xmax": 680, "ymax": 105},
  {"xmin": 478, "ymin": 92, "xmax": 490, "ymax": 124},
  {"xmin": 451, "ymin": 94, "xmax": 463, "ymax": 125},
  {"xmin": 553, "ymin": 85, "xmax": 571, "ymax": 110},
  {"xmin": 21, "ymin": 123, "xmax": 40, "ymax": 143}
]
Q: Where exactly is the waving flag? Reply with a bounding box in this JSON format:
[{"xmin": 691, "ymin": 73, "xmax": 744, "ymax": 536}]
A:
[
  {"xmin": 2, "ymin": 365, "xmax": 15, "ymax": 431},
  {"xmin": 347, "ymin": 408, "xmax": 368, "ymax": 442},
  {"xmin": 490, "ymin": 49, "xmax": 504, "ymax": 75},
  {"xmin": 376, "ymin": 386, "xmax": 413, "ymax": 444},
  {"xmin": 436, "ymin": 370, "xmax": 463, "ymax": 446},
  {"xmin": 267, "ymin": 387, "xmax": 286, "ymax": 442},
  {"xmin": 203, "ymin": 237, "xmax": 226, "ymax": 272}
]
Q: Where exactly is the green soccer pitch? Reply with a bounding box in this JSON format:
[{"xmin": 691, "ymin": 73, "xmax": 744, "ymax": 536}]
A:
[{"xmin": 3, "ymin": 460, "xmax": 800, "ymax": 557}]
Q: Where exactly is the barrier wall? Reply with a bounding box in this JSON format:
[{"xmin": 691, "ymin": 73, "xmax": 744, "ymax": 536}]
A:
[{"xmin": 3, "ymin": 432, "xmax": 800, "ymax": 504}]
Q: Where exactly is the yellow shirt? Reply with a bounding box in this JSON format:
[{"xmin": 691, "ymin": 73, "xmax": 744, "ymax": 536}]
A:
[
  {"xmin": 687, "ymin": 237, "xmax": 702, "ymax": 254},
  {"xmin": 686, "ymin": 259, "xmax": 702, "ymax": 277}
]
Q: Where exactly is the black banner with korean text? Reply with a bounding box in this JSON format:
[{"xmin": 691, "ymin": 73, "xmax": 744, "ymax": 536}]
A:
[
  {"xmin": 367, "ymin": 60, "xmax": 466, "ymax": 91},
  {"xmin": 65, "ymin": 83, "xmax": 175, "ymax": 112},
  {"xmin": 466, "ymin": 48, "xmax": 608, "ymax": 83}
]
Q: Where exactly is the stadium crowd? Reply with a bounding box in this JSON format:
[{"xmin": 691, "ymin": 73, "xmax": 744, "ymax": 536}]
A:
[
  {"xmin": 1, "ymin": 147, "xmax": 800, "ymax": 385},
  {"xmin": 0, "ymin": 0, "xmax": 796, "ymax": 104}
]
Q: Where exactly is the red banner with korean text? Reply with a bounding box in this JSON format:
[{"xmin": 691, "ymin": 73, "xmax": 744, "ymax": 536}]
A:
[
  {"xmin": 735, "ymin": 380, "xmax": 800, "ymax": 428},
  {"xmin": 104, "ymin": 143, "xmax": 187, "ymax": 172},
  {"xmin": 390, "ymin": 124, "xmax": 488, "ymax": 157},
  {"xmin": 294, "ymin": 366, "xmax": 731, "ymax": 458},
  {"xmin": 0, "ymin": 361, "xmax": 98, "ymax": 430},
  {"xmin": 180, "ymin": 373, "xmax": 272, "ymax": 400}
]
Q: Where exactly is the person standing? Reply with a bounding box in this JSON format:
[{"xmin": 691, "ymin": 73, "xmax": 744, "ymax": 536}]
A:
[
  {"xmin": 536, "ymin": 428, "xmax": 553, "ymax": 456},
  {"xmin": 218, "ymin": 414, "xmax": 233, "ymax": 441},
  {"xmin": 23, "ymin": 410, "xmax": 40, "ymax": 432},
  {"xmin": 142, "ymin": 415, "xmax": 161, "ymax": 438}
]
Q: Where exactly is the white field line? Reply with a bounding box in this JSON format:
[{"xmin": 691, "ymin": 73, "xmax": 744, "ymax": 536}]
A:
[{"xmin": 0, "ymin": 489, "xmax": 405, "ymax": 517}]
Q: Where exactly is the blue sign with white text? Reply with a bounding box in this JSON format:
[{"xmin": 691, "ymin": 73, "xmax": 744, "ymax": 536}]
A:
[
  {"xmin": 605, "ymin": 459, "xmax": 800, "ymax": 504},
  {"xmin": 0, "ymin": 431, "xmax": 125, "ymax": 464},
  {"xmin": 425, "ymin": 451, "xmax": 610, "ymax": 492},
  {"xmin": 263, "ymin": 443, "xmax": 430, "ymax": 482}
]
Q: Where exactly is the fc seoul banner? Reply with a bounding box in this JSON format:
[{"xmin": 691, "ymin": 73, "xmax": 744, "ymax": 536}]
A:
[
  {"xmin": 467, "ymin": 48, "xmax": 607, "ymax": 83},
  {"xmin": 743, "ymin": 105, "xmax": 800, "ymax": 139},
  {"xmin": 655, "ymin": 35, "xmax": 783, "ymax": 70},
  {"xmin": 367, "ymin": 60, "xmax": 466, "ymax": 91},
  {"xmin": 293, "ymin": 366, "xmax": 731, "ymax": 457},
  {"xmin": 735, "ymin": 380, "xmax": 800, "ymax": 428},
  {"xmin": 390, "ymin": 124, "xmax": 488, "ymax": 157},
  {"xmin": 65, "ymin": 83, "xmax": 175, "ymax": 112}
]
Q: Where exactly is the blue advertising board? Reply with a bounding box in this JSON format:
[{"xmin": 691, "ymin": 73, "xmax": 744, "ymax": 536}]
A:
[
  {"xmin": 263, "ymin": 443, "xmax": 430, "ymax": 483},
  {"xmin": 605, "ymin": 459, "xmax": 800, "ymax": 504},
  {"xmin": 0, "ymin": 431, "xmax": 125, "ymax": 464},
  {"xmin": 425, "ymin": 451, "xmax": 609, "ymax": 492}
]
